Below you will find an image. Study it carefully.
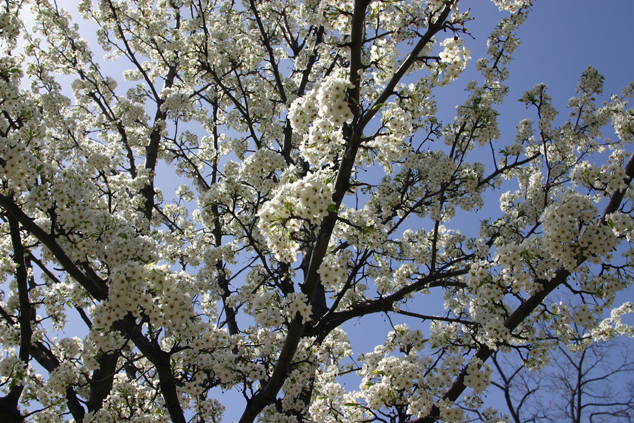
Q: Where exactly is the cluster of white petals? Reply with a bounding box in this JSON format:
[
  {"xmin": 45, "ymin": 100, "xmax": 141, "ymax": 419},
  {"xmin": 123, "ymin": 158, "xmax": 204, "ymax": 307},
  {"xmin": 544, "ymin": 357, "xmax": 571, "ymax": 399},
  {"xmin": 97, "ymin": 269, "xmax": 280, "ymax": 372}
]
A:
[
  {"xmin": 433, "ymin": 37, "xmax": 471, "ymax": 86},
  {"xmin": 258, "ymin": 170, "xmax": 334, "ymax": 262},
  {"xmin": 289, "ymin": 76, "xmax": 353, "ymax": 166},
  {"xmin": 541, "ymin": 191, "xmax": 617, "ymax": 269}
]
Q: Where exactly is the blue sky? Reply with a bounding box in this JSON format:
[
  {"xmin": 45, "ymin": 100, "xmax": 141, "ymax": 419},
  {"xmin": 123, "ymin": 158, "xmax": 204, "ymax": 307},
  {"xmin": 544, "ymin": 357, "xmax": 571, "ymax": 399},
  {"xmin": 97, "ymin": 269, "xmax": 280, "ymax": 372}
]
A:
[{"xmin": 453, "ymin": 0, "xmax": 634, "ymax": 134}]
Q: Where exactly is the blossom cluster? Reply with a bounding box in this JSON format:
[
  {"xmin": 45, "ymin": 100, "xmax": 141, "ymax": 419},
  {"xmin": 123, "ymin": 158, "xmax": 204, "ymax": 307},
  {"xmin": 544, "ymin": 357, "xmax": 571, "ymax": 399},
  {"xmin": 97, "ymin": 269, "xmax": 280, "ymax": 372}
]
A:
[
  {"xmin": 258, "ymin": 170, "xmax": 334, "ymax": 262},
  {"xmin": 240, "ymin": 148, "xmax": 287, "ymax": 194},
  {"xmin": 433, "ymin": 37, "xmax": 471, "ymax": 86},
  {"xmin": 289, "ymin": 76, "xmax": 353, "ymax": 166},
  {"xmin": 463, "ymin": 358, "xmax": 493, "ymax": 395},
  {"xmin": 541, "ymin": 191, "xmax": 617, "ymax": 269}
]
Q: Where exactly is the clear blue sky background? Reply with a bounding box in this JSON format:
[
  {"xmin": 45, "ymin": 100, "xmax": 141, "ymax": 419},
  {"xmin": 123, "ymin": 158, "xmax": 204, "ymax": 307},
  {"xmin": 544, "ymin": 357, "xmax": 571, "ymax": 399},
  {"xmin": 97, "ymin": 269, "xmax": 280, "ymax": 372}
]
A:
[{"xmin": 437, "ymin": 1, "xmax": 634, "ymax": 136}]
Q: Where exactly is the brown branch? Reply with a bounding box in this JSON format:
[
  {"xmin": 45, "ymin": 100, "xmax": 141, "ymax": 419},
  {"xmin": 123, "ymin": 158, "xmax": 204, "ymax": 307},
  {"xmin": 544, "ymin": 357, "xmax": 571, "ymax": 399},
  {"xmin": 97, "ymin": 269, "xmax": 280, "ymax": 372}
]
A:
[
  {"xmin": 0, "ymin": 194, "xmax": 108, "ymax": 300},
  {"xmin": 396, "ymin": 310, "xmax": 474, "ymax": 326},
  {"xmin": 248, "ymin": 0, "xmax": 287, "ymax": 104},
  {"xmin": 8, "ymin": 214, "xmax": 32, "ymax": 368},
  {"xmin": 313, "ymin": 268, "xmax": 469, "ymax": 341},
  {"xmin": 117, "ymin": 314, "xmax": 187, "ymax": 423},
  {"xmin": 87, "ymin": 352, "xmax": 119, "ymax": 414},
  {"xmin": 105, "ymin": 0, "xmax": 180, "ymax": 222},
  {"xmin": 1, "ymin": 214, "xmax": 30, "ymax": 422},
  {"xmin": 348, "ymin": 0, "xmax": 371, "ymax": 117},
  {"xmin": 360, "ymin": 1, "xmax": 456, "ymax": 129}
]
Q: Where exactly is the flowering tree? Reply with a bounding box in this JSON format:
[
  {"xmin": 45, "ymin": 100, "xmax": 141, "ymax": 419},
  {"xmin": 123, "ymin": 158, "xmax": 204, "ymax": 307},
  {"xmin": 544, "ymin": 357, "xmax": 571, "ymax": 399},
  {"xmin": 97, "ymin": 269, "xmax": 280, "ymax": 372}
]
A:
[{"xmin": 1, "ymin": 0, "xmax": 633, "ymax": 422}]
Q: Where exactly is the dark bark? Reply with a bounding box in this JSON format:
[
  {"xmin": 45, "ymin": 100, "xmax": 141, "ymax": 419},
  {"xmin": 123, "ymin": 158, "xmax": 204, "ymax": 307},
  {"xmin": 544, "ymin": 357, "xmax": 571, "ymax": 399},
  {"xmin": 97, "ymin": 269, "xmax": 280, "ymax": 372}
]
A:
[
  {"xmin": 87, "ymin": 351, "xmax": 120, "ymax": 413},
  {"xmin": 0, "ymin": 395, "xmax": 23, "ymax": 423},
  {"xmin": 0, "ymin": 194, "xmax": 108, "ymax": 300}
]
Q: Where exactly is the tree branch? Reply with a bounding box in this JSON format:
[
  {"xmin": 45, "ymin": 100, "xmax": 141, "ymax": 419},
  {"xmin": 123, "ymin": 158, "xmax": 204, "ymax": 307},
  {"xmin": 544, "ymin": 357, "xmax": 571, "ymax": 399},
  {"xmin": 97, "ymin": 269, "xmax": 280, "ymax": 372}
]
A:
[{"xmin": 0, "ymin": 194, "xmax": 108, "ymax": 301}]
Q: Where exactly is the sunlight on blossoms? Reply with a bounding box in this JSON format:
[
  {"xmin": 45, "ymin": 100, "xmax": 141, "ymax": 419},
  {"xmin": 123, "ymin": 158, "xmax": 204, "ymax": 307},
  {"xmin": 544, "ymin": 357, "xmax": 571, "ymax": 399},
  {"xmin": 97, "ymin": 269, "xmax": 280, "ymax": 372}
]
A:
[{"xmin": 0, "ymin": 0, "xmax": 633, "ymax": 423}]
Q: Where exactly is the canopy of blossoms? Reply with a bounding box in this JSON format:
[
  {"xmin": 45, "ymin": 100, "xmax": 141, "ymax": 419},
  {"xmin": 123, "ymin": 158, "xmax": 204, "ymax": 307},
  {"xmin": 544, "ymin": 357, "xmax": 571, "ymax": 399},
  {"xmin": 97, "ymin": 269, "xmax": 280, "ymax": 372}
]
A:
[{"xmin": 0, "ymin": 0, "xmax": 633, "ymax": 422}]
